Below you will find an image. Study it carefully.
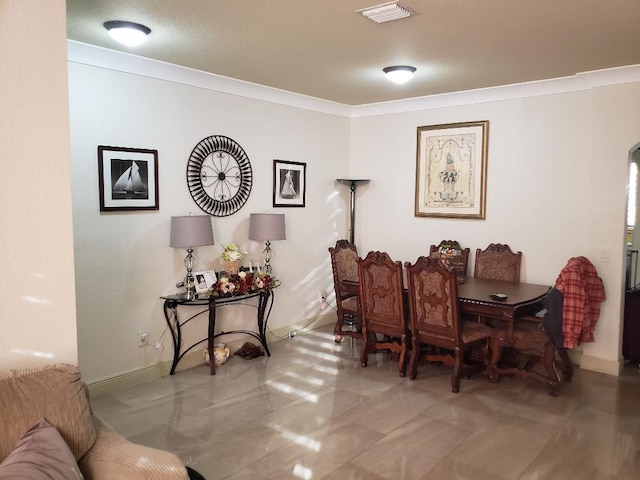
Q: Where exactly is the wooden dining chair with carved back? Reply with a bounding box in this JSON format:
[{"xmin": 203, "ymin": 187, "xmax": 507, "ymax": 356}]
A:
[
  {"xmin": 429, "ymin": 240, "xmax": 471, "ymax": 279},
  {"xmin": 358, "ymin": 251, "xmax": 409, "ymax": 377},
  {"xmin": 405, "ymin": 256, "xmax": 493, "ymax": 393},
  {"xmin": 474, "ymin": 243, "xmax": 523, "ymax": 283},
  {"xmin": 328, "ymin": 240, "xmax": 361, "ymax": 343}
]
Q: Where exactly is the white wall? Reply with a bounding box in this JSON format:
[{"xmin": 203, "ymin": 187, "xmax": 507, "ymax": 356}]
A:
[
  {"xmin": 351, "ymin": 82, "xmax": 640, "ymax": 373},
  {"xmin": 68, "ymin": 62, "xmax": 350, "ymax": 382},
  {"xmin": 68, "ymin": 43, "xmax": 640, "ymax": 382},
  {"xmin": 0, "ymin": 0, "xmax": 78, "ymax": 369}
]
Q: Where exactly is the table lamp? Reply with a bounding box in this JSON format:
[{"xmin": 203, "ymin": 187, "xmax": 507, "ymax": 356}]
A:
[
  {"xmin": 170, "ymin": 215, "xmax": 214, "ymax": 299},
  {"xmin": 248, "ymin": 213, "xmax": 286, "ymax": 275}
]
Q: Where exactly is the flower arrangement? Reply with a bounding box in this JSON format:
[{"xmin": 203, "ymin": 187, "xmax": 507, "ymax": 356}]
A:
[
  {"xmin": 221, "ymin": 243, "xmax": 246, "ymax": 262},
  {"xmin": 209, "ymin": 271, "xmax": 277, "ymax": 298}
]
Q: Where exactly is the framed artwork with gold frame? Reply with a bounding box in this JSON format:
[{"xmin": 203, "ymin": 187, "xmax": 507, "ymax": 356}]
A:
[{"xmin": 415, "ymin": 121, "xmax": 488, "ymax": 219}]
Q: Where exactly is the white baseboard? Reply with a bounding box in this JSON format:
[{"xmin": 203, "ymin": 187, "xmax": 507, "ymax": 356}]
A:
[
  {"xmin": 578, "ymin": 353, "xmax": 623, "ymax": 376},
  {"xmin": 88, "ymin": 312, "xmax": 337, "ymax": 397}
]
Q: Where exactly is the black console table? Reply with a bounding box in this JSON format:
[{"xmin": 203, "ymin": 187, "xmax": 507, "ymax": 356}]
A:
[{"xmin": 161, "ymin": 289, "xmax": 274, "ymax": 375}]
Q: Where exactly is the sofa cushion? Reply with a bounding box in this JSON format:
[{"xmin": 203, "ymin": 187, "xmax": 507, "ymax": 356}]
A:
[
  {"xmin": 0, "ymin": 418, "xmax": 84, "ymax": 479},
  {"xmin": 0, "ymin": 364, "xmax": 96, "ymax": 463}
]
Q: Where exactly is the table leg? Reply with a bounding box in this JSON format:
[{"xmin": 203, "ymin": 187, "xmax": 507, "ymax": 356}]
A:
[
  {"xmin": 164, "ymin": 300, "xmax": 181, "ymax": 375},
  {"xmin": 257, "ymin": 290, "xmax": 273, "ymax": 356},
  {"xmin": 208, "ymin": 298, "xmax": 217, "ymax": 375}
]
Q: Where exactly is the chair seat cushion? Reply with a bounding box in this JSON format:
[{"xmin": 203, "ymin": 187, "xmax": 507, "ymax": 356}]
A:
[
  {"xmin": 342, "ymin": 296, "xmax": 358, "ymax": 312},
  {"xmin": 493, "ymin": 321, "xmax": 549, "ymax": 345},
  {"xmin": 461, "ymin": 321, "xmax": 493, "ymax": 343}
]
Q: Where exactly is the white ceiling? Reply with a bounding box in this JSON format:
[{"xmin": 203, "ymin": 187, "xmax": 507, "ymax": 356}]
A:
[{"xmin": 66, "ymin": 0, "xmax": 640, "ymax": 106}]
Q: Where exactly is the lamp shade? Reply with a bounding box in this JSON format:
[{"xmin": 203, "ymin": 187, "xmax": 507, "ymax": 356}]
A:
[
  {"xmin": 249, "ymin": 213, "xmax": 286, "ymax": 241},
  {"xmin": 169, "ymin": 215, "xmax": 214, "ymax": 248}
]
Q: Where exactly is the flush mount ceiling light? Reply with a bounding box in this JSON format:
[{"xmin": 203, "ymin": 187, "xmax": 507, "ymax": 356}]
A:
[
  {"xmin": 383, "ymin": 65, "xmax": 417, "ymax": 84},
  {"xmin": 357, "ymin": 2, "xmax": 415, "ymax": 23},
  {"xmin": 103, "ymin": 20, "xmax": 151, "ymax": 47}
]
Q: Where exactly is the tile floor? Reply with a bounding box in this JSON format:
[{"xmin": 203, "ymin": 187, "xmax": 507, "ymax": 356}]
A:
[{"xmin": 91, "ymin": 325, "xmax": 640, "ymax": 480}]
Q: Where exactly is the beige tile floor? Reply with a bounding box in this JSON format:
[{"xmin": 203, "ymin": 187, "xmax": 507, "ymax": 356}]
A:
[{"xmin": 91, "ymin": 325, "xmax": 640, "ymax": 480}]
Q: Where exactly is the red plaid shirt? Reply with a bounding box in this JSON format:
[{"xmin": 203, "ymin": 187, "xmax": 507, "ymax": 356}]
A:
[{"xmin": 555, "ymin": 256, "xmax": 606, "ymax": 349}]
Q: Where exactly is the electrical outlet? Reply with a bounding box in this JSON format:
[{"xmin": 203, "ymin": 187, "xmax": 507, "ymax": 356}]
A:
[{"xmin": 138, "ymin": 329, "xmax": 148, "ymax": 346}]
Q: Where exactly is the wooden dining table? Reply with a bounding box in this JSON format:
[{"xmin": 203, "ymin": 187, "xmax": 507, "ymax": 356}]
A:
[{"xmin": 456, "ymin": 276, "xmax": 550, "ymax": 330}]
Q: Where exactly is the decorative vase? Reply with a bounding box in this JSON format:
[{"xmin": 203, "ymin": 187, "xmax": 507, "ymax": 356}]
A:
[
  {"xmin": 213, "ymin": 343, "xmax": 230, "ymax": 367},
  {"xmin": 224, "ymin": 260, "xmax": 240, "ymax": 275}
]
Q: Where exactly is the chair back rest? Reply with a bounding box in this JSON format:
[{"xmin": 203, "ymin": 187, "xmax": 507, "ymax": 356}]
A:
[
  {"xmin": 474, "ymin": 243, "xmax": 522, "ymax": 283},
  {"xmin": 358, "ymin": 251, "xmax": 406, "ymax": 334},
  {"xmin": 329, "ymin": 240, "xmax": 359, "ymax": 294},
  {"xmin": 405, "ymin": 256, "xmax": 461, "ymax": 344},
  {"xmin": 429, "ymin": 240, "xmax": 470, "ymax": 278}
]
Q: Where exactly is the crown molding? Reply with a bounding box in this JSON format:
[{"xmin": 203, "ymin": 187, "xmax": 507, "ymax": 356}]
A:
[{"xmin": 68, "ymin": 41, "xmax": 639, "ymax": 120}]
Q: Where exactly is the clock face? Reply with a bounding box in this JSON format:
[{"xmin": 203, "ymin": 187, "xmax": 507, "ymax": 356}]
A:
[{"xmin": 187, "ymin": 136, "xmax": 253, "ymax": 216}]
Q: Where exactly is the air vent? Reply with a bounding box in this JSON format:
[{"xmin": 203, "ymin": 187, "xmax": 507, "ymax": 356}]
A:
[{"xmin": 357, "ymin": 2, "xmax": 415, "ymax": 24}]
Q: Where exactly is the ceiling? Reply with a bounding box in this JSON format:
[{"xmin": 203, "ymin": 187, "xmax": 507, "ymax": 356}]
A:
[{"xmin": 66, "ymin": 0, "xmax": 640, "ymax": 106}]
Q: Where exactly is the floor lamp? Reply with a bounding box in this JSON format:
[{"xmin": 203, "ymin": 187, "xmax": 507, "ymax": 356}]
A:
[
  {"xmin": 170, "ymin": 215, "xmax": 215, "ymax": 300},
  {"xmin": 337, "ymin": 179, "xmax": 370, "ymax": 245},
  {"xmin": 249, "ymin": 213, "xmax": 286, "ymax": 275}
]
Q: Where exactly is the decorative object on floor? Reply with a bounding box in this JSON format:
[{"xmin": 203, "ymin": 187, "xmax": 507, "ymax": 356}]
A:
[
  {"xmin": 170, "ymin": 214, "xmax": 215, "ymax": 300},
  {"xmin": 273, "ymin": 160, "xmax": 306, "ymax": 207},
  {"xmin": 97, "ymin": 145, "xmax": 159, "ymax": 211},
  {"xmin": 415, "ymin": 120, "xmax": 488, "ymax": 219},
  {"xmin": 221, "ymin": 243, "xmax": 246, "ymax": 275},
  {"xmin": 234, "ymin": 342, "xmax": 265, "ymax": 360},
  {"xmin": 187, "ymin": 136, "xmax": 252, "ymax": 217},
  {"xmin": 336, "ymin": 179, "xmax": 370, "ymax": 244},
  {"xmin": 187, "ymin": 466, "xmax": 206, "ymax": 480},
  {"xmin": 203, "ymin": 344, "xmax": 231, "ymax": 367},
  {"xmin": 249, "ymin": 213, "xmax": 286, "ymax": 274}
]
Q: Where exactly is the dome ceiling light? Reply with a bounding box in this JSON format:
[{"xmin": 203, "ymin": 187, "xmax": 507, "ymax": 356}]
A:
[
  {"xmin": 383, "ymin": 65, "xmax": 417, "ymax": 84},
  {"xmin": 103, "ymin": 21, "xmax": 151, "ymax": 47}
]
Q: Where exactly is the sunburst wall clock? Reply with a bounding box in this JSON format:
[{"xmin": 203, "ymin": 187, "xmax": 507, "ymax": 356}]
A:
[{"xmin": 187, "ymin": 135, "xmax": 253, "ymax": 216}]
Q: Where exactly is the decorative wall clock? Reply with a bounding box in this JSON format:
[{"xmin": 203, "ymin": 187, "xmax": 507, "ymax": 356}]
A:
[{"xmin": 187, "ymin": 135, "xmax": 253, "ymax": 216}]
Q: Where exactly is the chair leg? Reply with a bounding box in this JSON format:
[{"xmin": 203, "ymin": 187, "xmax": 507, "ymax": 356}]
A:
[
  {"xmin": 397, "ymin": 334, "xmax": 407, "ymax": 377},
  {"xmin": 408, "ymin": 337, "xmax": 419, "ymax": 380},
  {"xmin": 451, "ymin": 349, "xmax": 463, "ymax": 393},
  {"xmin": 557, "ymin": 348, "xmax": 574, "ymax": 383},
  {"xmin": 334, "ymin": 313, "xmax": 345, "ymax": 343},
  {"xmin": 360, "ymin": 328, "xmax": 374, "ymax": 367},
  {"xmin": 543, "ymin": 343, "xmax": 561, "ymax": 397}
]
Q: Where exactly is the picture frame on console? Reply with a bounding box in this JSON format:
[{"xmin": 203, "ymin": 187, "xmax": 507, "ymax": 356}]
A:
[
  {"xmin": 194, "ymin": 270, "xmax": 217, "ymax": 293},
  {"xmin": 273, "ymin": 159, "xmax": 306, "ymax": 207},
  {"xmin": 98, "ymin": 145, "xmax": 159, "ymax": 212},
  {"xmin": 415, "ymin": 121, "xmax": 488, "ymax": 219}
]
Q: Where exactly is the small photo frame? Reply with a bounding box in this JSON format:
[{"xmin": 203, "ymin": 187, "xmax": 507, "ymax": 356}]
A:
[
  {"xmin": 194, "ymin": 270, "xmax": 217, "ymax": 293},
  {"xmin": 98, "ymin": 145, "xmax": 159, "ymax": 211},
  {"xmin": 273, "ymin": 160, "xmax": 306, "ymax": 207}
]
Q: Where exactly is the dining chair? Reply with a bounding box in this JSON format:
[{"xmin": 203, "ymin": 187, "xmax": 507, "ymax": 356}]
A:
[
  {"xmin": 474, "ymin": 243, "xmax": 522, "ymax": 283},
  {"xmin": 358, "ymin": 251, "xmax": 409, "ymax": 377},
  {"xmin": 429, "ymin": 240, "xmax": 470, "ymax": 278},
  {"xmin": 328, "ymin": 240, "xmax": 361, "ymax": 343},
  {"xmin": 405, "ymin": 256, "xmax": 493, "ymax": 392}
]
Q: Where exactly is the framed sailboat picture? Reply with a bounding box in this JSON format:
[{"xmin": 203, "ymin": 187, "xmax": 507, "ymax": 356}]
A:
[
  {"xmin": 98, "ymin": 146, "xmax": 159, "ymax": 211},
  {"xmin": 273, "ymin": 159, "xmax": 306, "ymax": 207}
]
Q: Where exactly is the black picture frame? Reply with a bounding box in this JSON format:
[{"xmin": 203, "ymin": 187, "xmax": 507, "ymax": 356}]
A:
[
  {"xmin": 98, "ymin": 145, "xmax": 159, "ymax": 211},
  {"xmin": 273, "ymin": 159, "xmax": 306, "ymax": 207}
]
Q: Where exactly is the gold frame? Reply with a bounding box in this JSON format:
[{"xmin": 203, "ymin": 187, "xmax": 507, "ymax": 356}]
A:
[{"xmin": 415, "ymin": 120, "xmax": 488, "ymax": 219}]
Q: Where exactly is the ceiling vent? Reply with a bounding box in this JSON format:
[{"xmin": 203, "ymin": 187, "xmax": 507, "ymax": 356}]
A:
[{"xmin": 357, "ymin": 2, "xmax": 415, "ymax": 23}]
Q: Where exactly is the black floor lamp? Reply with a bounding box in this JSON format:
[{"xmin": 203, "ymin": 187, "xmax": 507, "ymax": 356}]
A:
[{"xmin": 337, "ymin": 179, "xmax": 370, "ymax": 245}]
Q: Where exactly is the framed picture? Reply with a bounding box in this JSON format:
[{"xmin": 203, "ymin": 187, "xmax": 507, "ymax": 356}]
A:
[
  {"xmin": 194, "ymin": 270, "xmax": 217, "ymax": 293},
  {"xmin": 98, "ymin": 145, "xmax": 159, "ymax": 211},
  {"xmin": 273, "ymin": 160, "xmax": 306, "ymax": 207},
  {"xmin": 415, "ymin": 121, "xmax": 488, "ymax": 219}
]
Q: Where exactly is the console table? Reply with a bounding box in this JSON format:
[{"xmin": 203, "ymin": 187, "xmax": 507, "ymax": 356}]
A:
[{"xmin": 161, "ymin": 289, "xmax": 274, "ymax": 375}]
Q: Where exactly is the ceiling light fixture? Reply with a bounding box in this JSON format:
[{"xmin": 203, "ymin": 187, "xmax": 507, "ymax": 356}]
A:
[
  {"xmin": 383, "ymin": 65, "xmax": 417, "ymax": 84},
  {"xmin": 103, "ymin": 20, "xmax": 151, "ymax": 47},
  {"xmin": 357, "ymin": 2, "xmax": 415, "ymax": 24}
]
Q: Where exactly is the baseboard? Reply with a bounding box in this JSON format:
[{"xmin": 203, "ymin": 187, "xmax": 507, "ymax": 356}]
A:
[
  {"xmin": 578, "ymin": 353, "xmax": 623, "ymax": 376},
  {"xmin": 87, "ymin": 312, "xmax": 336, "ymax": 396}
]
